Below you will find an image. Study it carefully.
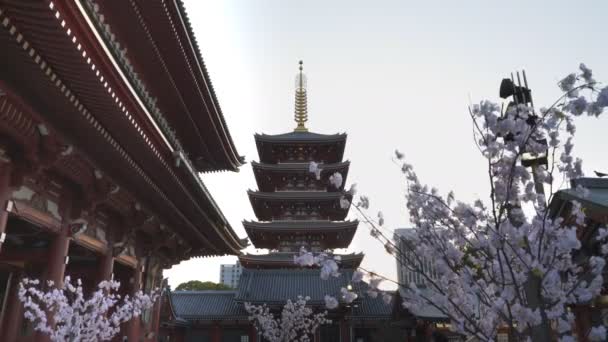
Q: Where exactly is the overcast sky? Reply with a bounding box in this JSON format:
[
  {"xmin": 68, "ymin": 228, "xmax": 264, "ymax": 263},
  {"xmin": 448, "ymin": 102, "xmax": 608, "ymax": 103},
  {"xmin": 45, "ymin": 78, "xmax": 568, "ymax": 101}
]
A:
[{"xmin": 164, "ymin": 0, "xmax": 608, "ymax": 289}]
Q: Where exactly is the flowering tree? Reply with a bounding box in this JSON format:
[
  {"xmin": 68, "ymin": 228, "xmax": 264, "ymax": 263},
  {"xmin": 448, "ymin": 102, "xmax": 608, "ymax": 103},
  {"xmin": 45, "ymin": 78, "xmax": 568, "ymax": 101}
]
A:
[
  {"xmin": 245, "ymin": 296, "xmax": 330, "ymax": 342},
  {"xmin": 18, "ymin": 276, "xmax": 158, "ymax": 342},
  {"xmin": 300, "ymin": 64, "xmax": 608, "ymax": 341}
]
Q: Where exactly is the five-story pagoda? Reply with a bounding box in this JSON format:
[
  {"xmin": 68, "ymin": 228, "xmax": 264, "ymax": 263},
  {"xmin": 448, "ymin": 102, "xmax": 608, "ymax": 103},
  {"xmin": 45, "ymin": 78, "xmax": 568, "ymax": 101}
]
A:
[
  {"xmin": 161, "ymin": 63, "xmax": 400, "ymax": 342},
  {"xmin": 239, "ymin": 62, "xmax": 362, "ymax": 270}
]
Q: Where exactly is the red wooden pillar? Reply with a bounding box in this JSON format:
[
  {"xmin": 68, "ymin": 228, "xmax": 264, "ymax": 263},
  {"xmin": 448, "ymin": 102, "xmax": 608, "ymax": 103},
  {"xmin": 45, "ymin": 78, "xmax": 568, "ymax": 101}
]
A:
[
  {"xmin": 248, "ymin": 324, "xmax": 257, "ymax": 342},
  {"xmin": 173, "ymin": 329, "xmax": 185, "ymax": 342},
  {"xmin": 35, "ymin": 227, "xmax": 70, "ymax": 342},
  {"xmin": 97, "ymin": 230, "xmax": 114, "ymax": 284},
  {"xmin": 314, "ymin": 328, "xmax": 321, "ymax": 342},
  {"xmin": 405, "ymin": 328, "xmax": 415, "ymax": 342},
  {"xmin": 0, "ymin": 163, "xmax": 12, "ymax": 254},
  {"xmin": 423, "ymin": 322, "xmax": 433, "ymax": 342},
  {"xmin": 127, "ymin": 263, "xmax": 143, "ymax": 342},
  {"xmin": 340, "ymin": 320, "xmax": 350, "ymax": 342},
  {"xmin": 0, "ymin": 271, "xmax": 23, "ymax": 342},
  {"xmin": 150, "ymin": 291, "xmax": 162, "ymax": 341},
  {"xmin": 97, "ymin": 250, "xmax": 114, "ymax": 284},
  {"xmin": 211, "ymin": 322, "xmax": 222, "ymax": 342},
  {"xmin": 44, "ymin": 227, "xmax": 70, "ymax": 286},
  {"xmin": 574, "ymin": 305, "xmax": 592, "ymax": 342}
]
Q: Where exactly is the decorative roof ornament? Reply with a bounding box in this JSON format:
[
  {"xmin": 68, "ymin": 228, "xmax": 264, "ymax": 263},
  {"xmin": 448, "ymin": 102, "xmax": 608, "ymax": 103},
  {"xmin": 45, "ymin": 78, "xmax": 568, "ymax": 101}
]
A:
[{"xmin": 294, "ymin": 60, "xmax": 308, "ymax": 132}]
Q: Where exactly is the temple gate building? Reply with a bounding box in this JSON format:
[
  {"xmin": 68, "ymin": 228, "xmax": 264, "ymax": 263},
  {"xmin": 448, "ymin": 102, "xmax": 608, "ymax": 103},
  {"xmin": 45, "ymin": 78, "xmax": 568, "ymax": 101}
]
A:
[
  {"xmin": 0, "ymin": 0, "xmax": 247, "ymax": 341},
  {"xmin": 160, "ymin": 63, "xmax": 414, "ymax": 342}
]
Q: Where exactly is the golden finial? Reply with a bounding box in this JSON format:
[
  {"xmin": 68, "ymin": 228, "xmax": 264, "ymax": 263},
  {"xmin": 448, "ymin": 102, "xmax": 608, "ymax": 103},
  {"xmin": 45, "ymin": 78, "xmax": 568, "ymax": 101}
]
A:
[{"xmin": 294, "ymin": 60, "xmax": 308, "ymax": 132}]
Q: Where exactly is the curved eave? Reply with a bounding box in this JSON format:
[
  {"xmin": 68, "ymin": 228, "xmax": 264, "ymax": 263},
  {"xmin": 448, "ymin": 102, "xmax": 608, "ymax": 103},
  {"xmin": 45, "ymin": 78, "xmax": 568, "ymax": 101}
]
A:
[
  {"xmin": 76, "ymin": 0, "xmax": 246, "ymax": 254},
  {"xmin": 248, "ymin": 191, "xmax": 349, "ymax": 201},
  {"xmin": 238, "ymin": 252, "xmax": 364, "ymax": 269},
  {"xmin": 85, "ymin": 0, "xmax": 243, "ymax": 172},
  {"xmin": 247, "ymin": 191, "xmax": 351, "ymax": 221},
  {"xmin": 254, "ymin": 132, "xmax": 347, "ymax": 164},
  {"xmin": 251, "ymin": 161, "xmax": 350, "ymax": 171},
  {"xmin": 243, "ymin": 220, "xmax": 359, "ymax": 230},
  {"xmin": 0, "ymin": 2, "xmax": 244, "ymax": 256},
  {"xmin": 170, "ymin": 0, "xmax": 244, "ymax": 171},
  {"xmin": 243, "ymin": 220, "xmax": 359, "ymax": 249},
  {"xmin": 252, "ymin": 161, "xmax": 350, "ymax": 192},
  {"xmin": 254, "ymin": 131, "xmax": 347, "ymax": 144}
]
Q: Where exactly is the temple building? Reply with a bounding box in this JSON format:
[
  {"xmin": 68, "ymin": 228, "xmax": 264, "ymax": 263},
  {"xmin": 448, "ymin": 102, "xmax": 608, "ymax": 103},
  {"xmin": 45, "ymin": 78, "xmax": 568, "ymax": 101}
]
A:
[
  {"xmin": 160, "ymin": 63, "xmax": 414, "ymax": 342},
  {"xmin": 0, "ymin": 0, "xmax": 246, "ymax": 341}
]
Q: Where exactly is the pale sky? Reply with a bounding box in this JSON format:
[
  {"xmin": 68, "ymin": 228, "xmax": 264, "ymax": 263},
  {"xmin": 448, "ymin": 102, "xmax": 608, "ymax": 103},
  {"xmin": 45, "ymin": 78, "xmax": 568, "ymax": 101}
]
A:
[{"xmin": 164, "ymin": 0, "xmax": 608, "ymax": 290}]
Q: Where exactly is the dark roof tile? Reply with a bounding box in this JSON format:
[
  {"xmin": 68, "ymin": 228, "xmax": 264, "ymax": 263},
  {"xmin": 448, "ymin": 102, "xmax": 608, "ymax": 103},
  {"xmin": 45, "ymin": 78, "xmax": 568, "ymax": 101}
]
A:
[{"xmin": 170, "ymin": 291, "xmax": 248, "ymax": 320}]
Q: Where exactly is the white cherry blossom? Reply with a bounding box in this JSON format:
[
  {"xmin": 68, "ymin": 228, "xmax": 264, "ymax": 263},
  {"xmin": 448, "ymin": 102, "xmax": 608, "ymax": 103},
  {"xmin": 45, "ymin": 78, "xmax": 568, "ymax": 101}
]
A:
[{"xmin": 18, "ymin": 276, "xmax": 158, "ymax": 342}]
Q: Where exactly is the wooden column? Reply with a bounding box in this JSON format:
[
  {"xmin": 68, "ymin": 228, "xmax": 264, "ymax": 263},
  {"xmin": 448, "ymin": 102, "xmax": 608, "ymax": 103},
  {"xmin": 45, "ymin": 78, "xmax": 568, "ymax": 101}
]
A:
[
  {"xmin": 44, "ymin": 227, "xmax": 70, "ymax": 286},
  {"xmin": 96, "ymin": 247, "xmax": 114, "ymax": 283},
  {"xmin": 574, "ymin": 305, "xmax": 592, "ymax": 342},
  {"xmin": 340, "ymin": 320, "xmax": 350, "ymax": 342},
  {"xmin": 149, "ymin": 272, "xmax": 163, "ymax": 341},
  {"xmin": 211, "ymin": 322, "xmax": 222, "ymax": 342},
  {"xmin": 34, "ymin": 227, "xmax": 71, "ymax": 342},
  {"xmin": 0, "ymin": 271, "xmax": 23, "ymax": 342},
  {"xmin": 404, "ymin": 328, "xmax": 413, "ymax": 342},
  {"xmin": 248, "ymin": 324, "xmax": 257, "ymax": 342},
  {"xmin": 173, "ymin": 329, "xmax": 185, "ymax": 342},
  {"xmin": 127, "ymin": 262, "xmax": 143, "ymax": 342},
  {"xmin": 0, "ymin": 163, "xmax": 12, "ymax": 254}
]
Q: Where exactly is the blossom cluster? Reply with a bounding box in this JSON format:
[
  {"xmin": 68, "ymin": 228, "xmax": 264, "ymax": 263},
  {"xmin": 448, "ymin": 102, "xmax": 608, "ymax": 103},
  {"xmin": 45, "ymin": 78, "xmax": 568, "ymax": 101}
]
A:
[
  {"xmin": 18, "ymin": 276, "xmax": 158, "ymax": 342},
  {"xmin": 302, "ymin": 64, "xmax": 608, "ymax": 341},
  {"xmin": 294, "ymin": 249, "xmax": 392, "ymax": 309},
  {"xmin": 245, "ymin": 296, "xmax": 330, "ymax": 342}
]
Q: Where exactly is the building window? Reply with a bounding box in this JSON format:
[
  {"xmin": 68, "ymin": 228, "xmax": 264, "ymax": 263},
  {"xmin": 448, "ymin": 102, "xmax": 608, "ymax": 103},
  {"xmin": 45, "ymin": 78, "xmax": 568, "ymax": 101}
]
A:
[{"xmin": 240, "ymin": 336, "xmax": 249, "ymax": 342}]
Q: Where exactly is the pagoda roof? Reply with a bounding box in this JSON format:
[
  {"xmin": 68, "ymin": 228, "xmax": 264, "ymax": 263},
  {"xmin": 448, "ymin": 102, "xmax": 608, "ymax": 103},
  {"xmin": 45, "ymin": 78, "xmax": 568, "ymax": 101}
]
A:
[
  {"xmin": 248, "ymin": 190, "xmax": 348, "ymax": 201},
  {"xmin": 238, "ymin": 252, "xmax": 364, "ymax": 269},
  {"xmin": 251, "ymin": 161, "xmax": 350, "ymax": 171},
  {"xmin": 243, "ymin": 220, "xmax": 359, "ymax": 249},
  {"xmin": 248, "ymin": 191, "xmax": 351, "ymax": 221},
  {"xmin": 255, "ymin": 131, "xmax": 347, "ymax": 144},
  {"xmin": 243, "ymin": 220, "xmax": 359, "ymax": 231},
  {"xmin": 254, "ymin": 131, "xmax": 347, "ymax": 164},
  {"xmin": 252, "ymin": 161, "xmax": 350, "ymax": 192}
]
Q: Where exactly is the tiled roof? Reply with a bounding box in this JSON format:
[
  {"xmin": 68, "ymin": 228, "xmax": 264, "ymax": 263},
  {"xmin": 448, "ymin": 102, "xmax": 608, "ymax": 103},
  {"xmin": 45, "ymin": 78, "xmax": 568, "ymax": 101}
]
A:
[
  {"xmin": 255, "ymin": 131, "xmax": 347, "ymax": 143},
  {"xmin": 556, "ymin": 178, "xmax": 608, "ymax": 210},
  {"xmin": 170, "ymin": 291, "xmax": 248, "ymax": 320},
  {"xmin": 398, "ymin": 288, "xmax": 450, "ymax": 321},
  {"xmin": 239, "ymin": 252, "xmax": 362, "ymax": 261},
  {"xmin": 168, "ymin": 272, "xmax": 396, "ymax": 320},
  {"xmin": 238, "ymin": 253, "xmax": 364, "ymax": 269},
  {"xmin": 349, "ymin": 293, "xmax": 394, "ymax": 319},
  {"xmin": 251, "ymin": 161, "xmax": 350, "ymax": 171},
  {"xmin": 243, "ymin": 220, "xmax": 359, "ymax": 231},
  {"xmin": 236, "ymin": 269, "xmax": 353, "ymax": 304}
]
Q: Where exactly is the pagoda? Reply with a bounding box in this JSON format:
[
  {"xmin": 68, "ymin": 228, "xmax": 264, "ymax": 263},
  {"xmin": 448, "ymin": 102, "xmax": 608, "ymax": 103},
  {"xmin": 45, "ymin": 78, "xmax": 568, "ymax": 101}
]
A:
[
  {"xmin": 160, "ymin": 63, "xmax": 400, "ymax": 342},
  {"xmin": 239, "ymin": 61, "xmax": 362, "ymax": 270}
]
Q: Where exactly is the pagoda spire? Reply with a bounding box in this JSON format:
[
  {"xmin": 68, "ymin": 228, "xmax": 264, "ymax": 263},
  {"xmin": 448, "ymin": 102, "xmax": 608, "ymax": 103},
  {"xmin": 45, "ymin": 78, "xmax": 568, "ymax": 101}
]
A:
[{"xmin": 294, "ymin": 60, "xmax": 308, "ymax": 132}]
